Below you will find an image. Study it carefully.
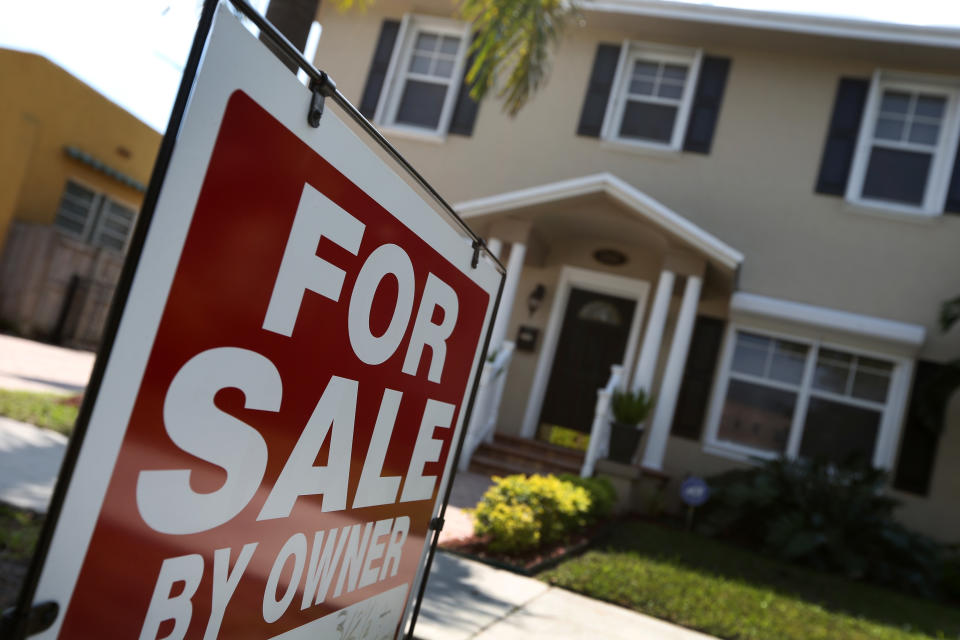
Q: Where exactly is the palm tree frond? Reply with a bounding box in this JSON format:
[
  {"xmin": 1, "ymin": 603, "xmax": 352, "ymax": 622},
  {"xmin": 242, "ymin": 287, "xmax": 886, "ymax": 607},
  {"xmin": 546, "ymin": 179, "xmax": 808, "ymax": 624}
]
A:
[{"xmin": 459, "ymin": 0, "xmax": 578, "ymax": 115}]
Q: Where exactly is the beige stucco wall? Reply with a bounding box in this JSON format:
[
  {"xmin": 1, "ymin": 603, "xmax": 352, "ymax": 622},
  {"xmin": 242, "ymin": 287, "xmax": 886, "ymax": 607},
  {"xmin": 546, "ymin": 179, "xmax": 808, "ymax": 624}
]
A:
[{"xmin": 314, "ymin": 2, "xmax": 960, "ymax": 362}]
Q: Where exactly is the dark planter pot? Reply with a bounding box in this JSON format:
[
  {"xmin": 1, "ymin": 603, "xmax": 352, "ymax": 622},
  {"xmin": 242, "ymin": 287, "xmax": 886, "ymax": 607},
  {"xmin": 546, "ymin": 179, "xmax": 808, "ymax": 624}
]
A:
[{"xmin": 608, "ymin": 421, "xmax": 643, "ymax": 464}]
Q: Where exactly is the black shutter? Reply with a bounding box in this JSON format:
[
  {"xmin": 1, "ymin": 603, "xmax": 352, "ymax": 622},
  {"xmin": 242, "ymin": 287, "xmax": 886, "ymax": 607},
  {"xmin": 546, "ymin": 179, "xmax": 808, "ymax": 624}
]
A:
[
  {"xmin": 448, "ymin": 43, "xmax": 480, "ymax": 136},
  {"xmin": 944, "ymin": 141, "xmax": 960, "ymax": 214},
  {"xmin": 577, "ymin": 43, "xmax": 621, "ymax": 138},
  {"xmin": 671, "ymin": 316, "xmax": 725, "ymax": 440},
  {"xmin": 815, "ymin": 77, "xmax": 869, "ymax": 196},
  {"xmin": 682, "ymin": 56, "xmax": 731, "ymax": 154},
  {"xmin": 893, "ymin": 361, "xmax": 946, "ymax": 495},
  {"xmin": 359, "ymin": 19, "xmax": 401, "ymax": 120}
]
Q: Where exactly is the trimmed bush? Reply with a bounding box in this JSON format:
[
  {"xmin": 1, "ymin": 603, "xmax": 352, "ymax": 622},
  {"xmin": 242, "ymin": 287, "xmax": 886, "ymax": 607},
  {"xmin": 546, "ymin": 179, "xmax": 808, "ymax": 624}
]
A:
[
  {"xmin": 473, "ymin": 474, "xmax": 596, "ymax": 554},
  {"xmin": 559, "ymin": 474, "xmax": 616, "ymax": 522},
  {"xmin": 700, "ymin": 458, "xmax": 943, "ymax": 597}
]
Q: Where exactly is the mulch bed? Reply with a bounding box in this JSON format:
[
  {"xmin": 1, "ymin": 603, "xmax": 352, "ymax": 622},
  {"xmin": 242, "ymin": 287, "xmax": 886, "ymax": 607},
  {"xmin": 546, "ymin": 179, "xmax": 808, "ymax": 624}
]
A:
[{"xmin": 439, "ymin": 523, "xmax": 609, "ymax": 576}]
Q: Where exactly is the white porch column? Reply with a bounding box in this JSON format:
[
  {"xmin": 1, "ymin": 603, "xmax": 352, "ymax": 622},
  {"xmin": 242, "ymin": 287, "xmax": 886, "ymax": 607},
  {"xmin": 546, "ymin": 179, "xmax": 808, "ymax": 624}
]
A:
[
  {"xmin": 641, "ymin": 273, "xmax": 702, "ymax": 470},
  {"xmin": 486, "ymin": 237, "xmax": 503, "ymax": 260},
  {"xmin": 489, "ymin": 241, "xmax": 526, "ymax": 352},
  {"xmin": 630, "ymin": 269, "xmax": 675, "ymax": 395}
]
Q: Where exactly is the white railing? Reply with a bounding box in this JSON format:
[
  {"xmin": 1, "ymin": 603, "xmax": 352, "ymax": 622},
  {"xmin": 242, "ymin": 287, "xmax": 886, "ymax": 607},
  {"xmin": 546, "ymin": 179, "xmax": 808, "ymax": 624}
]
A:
[
  {"xmin": 580, "ymin": 364, "xmax": 624, "ymax": 477},
  {"xmin": 459, "ymin": 341, "xmax": 516, "ymax": 471}
]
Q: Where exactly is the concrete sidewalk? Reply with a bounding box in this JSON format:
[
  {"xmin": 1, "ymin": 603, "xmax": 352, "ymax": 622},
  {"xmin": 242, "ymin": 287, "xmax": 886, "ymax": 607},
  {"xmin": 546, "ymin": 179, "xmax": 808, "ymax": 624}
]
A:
[
  {"xmin": 0, "ymin": 334, "xmax": 95, "ymax": 394},
  {"xmin": 415, "ymin": 551, "xmax": 718, "ymax": 640},
  {"xmin": 0, "ymin": 417, "xmax": 67, "ymax": 512}
]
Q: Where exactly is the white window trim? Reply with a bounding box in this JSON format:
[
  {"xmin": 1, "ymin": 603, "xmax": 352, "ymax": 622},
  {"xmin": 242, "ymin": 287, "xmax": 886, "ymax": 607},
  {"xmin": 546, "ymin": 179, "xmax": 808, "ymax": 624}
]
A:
[
  {"xmin": 600, "ymin": 40, "xmax": 702, "ymax": 152},
  {"xmin": 702, "ymin": 323, "xmax": 914, "ymax": 470},
  {"xmin": 373, "ymin": 14, "xmax": 470, "ymax": 140},
  {"xmin": 845, "ymin": 69, "xmax": 960, "ymax": 217}
]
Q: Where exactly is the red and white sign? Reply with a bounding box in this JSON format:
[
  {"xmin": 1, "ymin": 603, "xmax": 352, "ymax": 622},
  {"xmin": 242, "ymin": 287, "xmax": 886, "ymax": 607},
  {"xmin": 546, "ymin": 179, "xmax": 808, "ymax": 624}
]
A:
[{"xmin": 30, "ymin": 7, "xmax": 499, "ymax": 639}]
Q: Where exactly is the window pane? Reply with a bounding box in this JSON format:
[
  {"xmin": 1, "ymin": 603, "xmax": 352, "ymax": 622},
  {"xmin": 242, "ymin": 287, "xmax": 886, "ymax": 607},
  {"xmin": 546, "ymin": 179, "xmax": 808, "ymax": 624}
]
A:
[
  {"xmin": 409, "ymin": 54, "xmax": 431, "ymax": 74},
  {"xmin": 874, "ymin": 117, "xmax": 904, "ymax": 141},
  {"xmin": 657, "ymin": 82, "xmax": 684, "ymax": 99},
  {"xmin": 813, "ymin": 348, "xmax": 851, "ymax": 394},
  {"xmin": 395, "ymin": 79, "xmax": 447, "ymax": 129},
  {"xmin": 54, "ymin": 181, "xmax": 95, "ymax": 238},
  {"xmin": 717, "ymin": 380, "xmax": 796, "ymax": 454},
  {"xmin": 439, "ymin": 35, "xmax": 460, "ymax": 55},
  {"xmin": 632, "ymin": 61, "xmax": 658, "ymax": 79},
  {"xmin": 618, "ymin": 101, "xmax": 676, "ymax": 143},
  {"xmin": 732, "ymin": 332, "xmax": 770, "ymax": 377},
  {"xmin": 629, "ymin": 79, "xmax": 655, "ymax": 96},
  {"xmin": 908, "ymin": 122, "xmax": 940, "ymax": 146},
  {"xmin": 434, "ymin": 58, "xmax": 455, "ymax": 78},
  {"xmin": 799, "ymin": 397, "xmax": 880, "ymax": 466},
  {"xmin": 915, "ymin": 94, "xmax": 945, "ymax": 118},
  {"xmin": 414, "ymin": 32, "xmax": 438, "ymax": 53},
  {"xmin": 662, "ymin": 64, "xmax": 687, "ymax": 82},
  {"xmin": 769, "ymin": 340, "xmax": 808, "ymax": 385},
  {"xmin": 880, "ymin": 91, "xmax": 910, "ymax": 114},
  {"xmin": 861, "ymin": 147, "xmax": 932, "ymax": 206},
  {"xmin": 852, "ymin": 358, "xmax": 892, "ymax": 402}
]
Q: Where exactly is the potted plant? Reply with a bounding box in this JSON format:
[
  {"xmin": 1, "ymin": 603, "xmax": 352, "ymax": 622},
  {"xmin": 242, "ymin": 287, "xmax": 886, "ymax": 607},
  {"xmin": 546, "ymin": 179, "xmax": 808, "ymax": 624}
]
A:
[{"xmin": 608, "ymin": 389, "xmax": 654, "ymax": 464}]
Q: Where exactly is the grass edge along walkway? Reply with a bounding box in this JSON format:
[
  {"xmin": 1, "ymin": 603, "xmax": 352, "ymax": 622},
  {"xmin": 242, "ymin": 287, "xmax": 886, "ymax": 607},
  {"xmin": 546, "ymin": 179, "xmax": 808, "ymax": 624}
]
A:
[
  {"xmin": 0, "ymin": 389, "xmax": 78, "ymax": 436},
  {"xmin": 541, "ymin": 521, "xmax": 960, "ymax": 640}
]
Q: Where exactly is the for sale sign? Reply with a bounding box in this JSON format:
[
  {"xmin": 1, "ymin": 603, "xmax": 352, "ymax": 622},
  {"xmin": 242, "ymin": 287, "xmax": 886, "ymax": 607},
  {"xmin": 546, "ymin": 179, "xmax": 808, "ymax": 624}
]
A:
[{"xmin": 24, "ymin": 6, "xmax": 500, "ymax": 639}]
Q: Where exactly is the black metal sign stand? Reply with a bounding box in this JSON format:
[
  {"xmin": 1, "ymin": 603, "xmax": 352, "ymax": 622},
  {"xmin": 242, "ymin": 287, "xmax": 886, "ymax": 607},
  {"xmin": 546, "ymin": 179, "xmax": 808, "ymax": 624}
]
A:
[{"xmin": 0, "ymin": 1, "xmax": 504, "ymax": 637}]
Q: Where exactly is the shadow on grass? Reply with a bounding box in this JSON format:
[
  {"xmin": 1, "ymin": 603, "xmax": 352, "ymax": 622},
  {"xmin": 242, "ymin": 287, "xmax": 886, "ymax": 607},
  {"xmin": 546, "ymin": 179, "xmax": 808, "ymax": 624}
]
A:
[{"xmin": 597, "ymin": 521, "xmax": 960, "ymax": 638}]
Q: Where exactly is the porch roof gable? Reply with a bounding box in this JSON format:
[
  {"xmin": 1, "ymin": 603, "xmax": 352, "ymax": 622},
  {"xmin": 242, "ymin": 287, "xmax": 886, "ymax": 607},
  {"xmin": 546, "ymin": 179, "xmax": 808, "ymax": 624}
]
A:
[{"xmin": 455, "ymin": 173, "xmax": 745, "ymax": 271}]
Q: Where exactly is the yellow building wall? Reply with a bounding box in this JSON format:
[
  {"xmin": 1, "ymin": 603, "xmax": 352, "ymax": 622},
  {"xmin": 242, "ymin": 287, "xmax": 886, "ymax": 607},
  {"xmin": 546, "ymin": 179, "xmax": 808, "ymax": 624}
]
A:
[{"xmin": 0, "ymin": 48, "xmax": 161, "ymax": 248}]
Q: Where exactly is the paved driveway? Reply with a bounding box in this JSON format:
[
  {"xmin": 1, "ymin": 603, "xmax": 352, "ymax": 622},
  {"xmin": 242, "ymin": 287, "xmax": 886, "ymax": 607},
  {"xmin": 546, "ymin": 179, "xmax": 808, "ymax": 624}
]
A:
[{"xmin": 0, "ymin": 334, "xmax": 95, "ymax": 394}]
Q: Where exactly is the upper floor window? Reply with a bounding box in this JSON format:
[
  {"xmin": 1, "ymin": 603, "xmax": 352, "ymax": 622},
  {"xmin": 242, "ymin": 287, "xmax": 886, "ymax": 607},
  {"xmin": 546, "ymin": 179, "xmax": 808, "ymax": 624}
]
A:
[
  {"xmin": 53, "ymin": 180, "xmax": 136, "ymax": 252},
  {"xmin": 849, "ymin": 75, "xmax": 960, "ymax": 215},
  {"xmin": 604, "ymin": 44, "xmax": 701, "ymax": 149},
  {"xmin": 818, "ymin": 71, "xmax": 960, "ymax": 216},
  {"xmin": 577, "ymin": 41, "xmax": 730, "ymax": 155},
  {"xmin": 374, "ymin": 16, "xmax": 469, "ymax": 138}
]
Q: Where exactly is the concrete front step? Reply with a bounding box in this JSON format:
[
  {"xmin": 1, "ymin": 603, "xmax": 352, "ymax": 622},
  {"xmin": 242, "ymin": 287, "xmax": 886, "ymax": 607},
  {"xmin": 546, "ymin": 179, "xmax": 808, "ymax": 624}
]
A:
[
  {"xmin": 493, "ymin": 433, "xmax": 586, "ymax": 464},
  {"xmin": 468, "ymin": 434, "xmax": 585, "ymax": 477},
  {"xmin": 477, "ymin": 441, "xmax": 582, "ymax": 473}
]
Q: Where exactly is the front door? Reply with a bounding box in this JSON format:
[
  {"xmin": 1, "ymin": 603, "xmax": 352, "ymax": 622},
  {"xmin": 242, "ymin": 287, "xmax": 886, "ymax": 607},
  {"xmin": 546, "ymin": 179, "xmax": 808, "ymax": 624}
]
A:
[{"xmin": 538, "ymin": 287, "xmax": 637, "ymax": 438}]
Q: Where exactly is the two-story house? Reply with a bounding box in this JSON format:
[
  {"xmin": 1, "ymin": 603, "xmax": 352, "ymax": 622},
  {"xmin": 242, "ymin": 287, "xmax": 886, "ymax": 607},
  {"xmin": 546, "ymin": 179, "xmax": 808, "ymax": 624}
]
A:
[{"xmin": 306, "ymin": 0, "xmax": 960, "ymax": 542}]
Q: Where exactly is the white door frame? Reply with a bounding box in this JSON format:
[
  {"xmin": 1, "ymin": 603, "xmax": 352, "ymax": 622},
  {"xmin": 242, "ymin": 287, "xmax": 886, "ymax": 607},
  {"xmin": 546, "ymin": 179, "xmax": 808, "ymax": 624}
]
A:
[{"xmin": 519, "ymin": 265, "xmax": 650, "ymax": 438}]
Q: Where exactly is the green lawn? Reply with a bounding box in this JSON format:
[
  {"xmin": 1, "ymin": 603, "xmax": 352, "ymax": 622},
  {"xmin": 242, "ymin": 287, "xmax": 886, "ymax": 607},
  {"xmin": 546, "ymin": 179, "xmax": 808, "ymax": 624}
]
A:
[
  {"xmin": 541, "ymin": 521, "xmax": 960, "ymax": 640},
  {"xmin": 0, "ymin": 389, "xmax": 79, "ymax": 436}
]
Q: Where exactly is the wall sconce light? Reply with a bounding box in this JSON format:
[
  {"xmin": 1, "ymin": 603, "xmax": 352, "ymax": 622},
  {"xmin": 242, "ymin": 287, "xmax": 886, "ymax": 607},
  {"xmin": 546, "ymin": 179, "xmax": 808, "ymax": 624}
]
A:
[{"xmin": 527, "ymin": 284, "xmax": 546, "ymax": 316}]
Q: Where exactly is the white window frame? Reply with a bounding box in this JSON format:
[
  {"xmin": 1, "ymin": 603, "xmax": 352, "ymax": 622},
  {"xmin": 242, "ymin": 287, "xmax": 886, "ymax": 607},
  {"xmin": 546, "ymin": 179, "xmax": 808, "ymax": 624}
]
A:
[
  {"xmin": 374, "ymin": 14, "xmax": 470, "ymax": 141},
  {"xmin": 702, "ymin": 323, "xmax": 914, "ymax": 470},
  {"xmin": 601, "ymin": 40, "xmax": 702, "ymax": 152},
  {"xmin": 846, "ymin": 70, "xmax": 960, "ymax": 216}
]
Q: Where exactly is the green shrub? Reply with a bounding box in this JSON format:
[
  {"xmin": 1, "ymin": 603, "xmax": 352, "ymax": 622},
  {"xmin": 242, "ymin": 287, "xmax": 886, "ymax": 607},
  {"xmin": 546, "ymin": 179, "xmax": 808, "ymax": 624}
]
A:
[
  {"xmin": 942, "ymin": 550, "xmax": 960, "ymax": 602},
  {"xmin": 559, "ymin": 474, "xmax": 616, "ymax": 522},
  {"xmin": 473, "ymin": 474, "xmax": 592, "ymax": 554},
  {"xmin": 610, "ymin": 389, "xmax": 654, "ymax": 425},
  {"xmin": 700, "ymin": 458, "xmax": 943, "ymax": 597}
]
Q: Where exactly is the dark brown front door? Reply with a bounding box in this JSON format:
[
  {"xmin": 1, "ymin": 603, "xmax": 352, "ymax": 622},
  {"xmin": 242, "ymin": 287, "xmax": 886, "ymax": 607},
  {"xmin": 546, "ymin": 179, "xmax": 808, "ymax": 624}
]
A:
[{"xmin": 539, "ymin": 287, "xmax": 636, "ymax": 435}]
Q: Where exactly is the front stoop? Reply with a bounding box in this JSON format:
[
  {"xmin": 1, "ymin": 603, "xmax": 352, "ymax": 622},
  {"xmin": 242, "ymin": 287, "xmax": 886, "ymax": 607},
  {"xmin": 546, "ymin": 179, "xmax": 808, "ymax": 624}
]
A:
[
  {"xmin": 594, "ymin": 458, "xmax": 671, "ymax": 515},
  {"xmin": 468, "ymin": 433, "xmax": 585, "ymax": 477}
]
